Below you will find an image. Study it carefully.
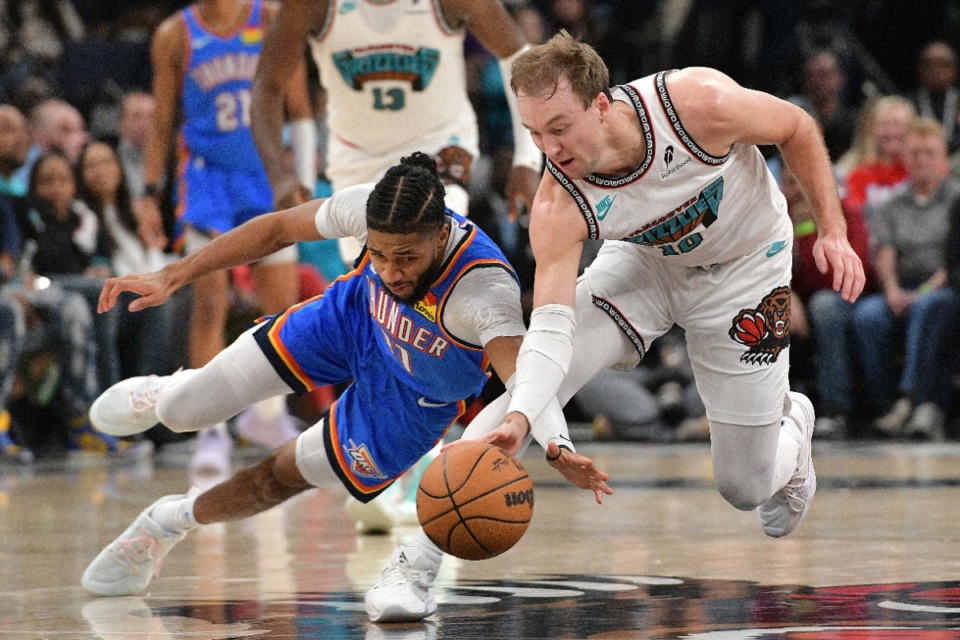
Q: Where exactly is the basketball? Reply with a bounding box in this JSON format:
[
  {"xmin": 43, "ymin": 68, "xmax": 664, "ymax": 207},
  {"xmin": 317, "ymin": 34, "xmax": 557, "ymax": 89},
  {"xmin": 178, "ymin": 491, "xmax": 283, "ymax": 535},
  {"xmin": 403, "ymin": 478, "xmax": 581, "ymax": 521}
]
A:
[{"xmin": 416, "ymin": 440, "xmax": 534, "ymax": 561}]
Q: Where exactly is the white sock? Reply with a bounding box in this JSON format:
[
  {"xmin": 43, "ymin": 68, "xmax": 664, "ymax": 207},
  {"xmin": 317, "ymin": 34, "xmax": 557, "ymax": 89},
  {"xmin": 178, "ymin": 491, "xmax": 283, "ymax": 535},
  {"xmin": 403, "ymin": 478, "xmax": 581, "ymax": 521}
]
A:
[
  {"xmin": 150, "ymin": 494, "xmax": 200, "ymax": 533},
  {"xmin": 773, "ymin": 416, "xmax": 803, "ymax": 489},
  {"xmin": 407, "ymin": 529, "xmax": 444, "ymax": 567}
]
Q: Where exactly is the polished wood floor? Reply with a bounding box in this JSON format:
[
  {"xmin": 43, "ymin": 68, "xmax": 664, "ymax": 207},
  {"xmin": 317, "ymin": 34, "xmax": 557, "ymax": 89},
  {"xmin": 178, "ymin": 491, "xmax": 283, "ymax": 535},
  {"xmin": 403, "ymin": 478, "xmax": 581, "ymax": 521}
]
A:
[{"xmin": 4, "ymin": 438, "xmax": 960, "ymax": 639}]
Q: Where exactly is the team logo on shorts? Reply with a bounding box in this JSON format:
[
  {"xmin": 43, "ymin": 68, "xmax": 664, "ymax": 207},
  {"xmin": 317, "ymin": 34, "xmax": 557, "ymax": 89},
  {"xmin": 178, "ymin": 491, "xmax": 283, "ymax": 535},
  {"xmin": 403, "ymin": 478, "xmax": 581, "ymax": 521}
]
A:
[
  {"xmin": 728, "ymin": 286, "xmax": 791, "ymax": 365},
  {"xmin": 343, "ymin": 439, "xmax": 387, "ymax": 480}
]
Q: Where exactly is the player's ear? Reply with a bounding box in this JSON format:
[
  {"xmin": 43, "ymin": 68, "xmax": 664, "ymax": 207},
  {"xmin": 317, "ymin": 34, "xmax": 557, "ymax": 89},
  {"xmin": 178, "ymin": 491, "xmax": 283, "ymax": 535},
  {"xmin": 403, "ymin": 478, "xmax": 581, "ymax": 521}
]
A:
[{"xmin": 435, "ymin": 222, "xmax": 450, "ymax": 249}]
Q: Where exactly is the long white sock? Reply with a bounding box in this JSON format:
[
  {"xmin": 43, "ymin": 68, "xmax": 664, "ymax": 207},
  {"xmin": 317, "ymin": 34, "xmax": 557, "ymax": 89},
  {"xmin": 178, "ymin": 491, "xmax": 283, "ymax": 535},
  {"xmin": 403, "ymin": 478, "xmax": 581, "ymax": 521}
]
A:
[
  {"xmin": 773, "ymin": 416, "xmax": 802, "ymax": 490},
  {"xmin": 150, "ymin": 494, "xmax": 200, "ymax": 533}
]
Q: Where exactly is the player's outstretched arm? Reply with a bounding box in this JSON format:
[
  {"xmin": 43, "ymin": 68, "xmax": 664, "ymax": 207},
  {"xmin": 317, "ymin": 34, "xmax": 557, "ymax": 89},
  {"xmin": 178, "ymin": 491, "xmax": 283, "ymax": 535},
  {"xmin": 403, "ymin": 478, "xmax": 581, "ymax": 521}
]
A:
[{"xmin": 99, "ymin": 200, "xmax": 326, "ymax": 314}]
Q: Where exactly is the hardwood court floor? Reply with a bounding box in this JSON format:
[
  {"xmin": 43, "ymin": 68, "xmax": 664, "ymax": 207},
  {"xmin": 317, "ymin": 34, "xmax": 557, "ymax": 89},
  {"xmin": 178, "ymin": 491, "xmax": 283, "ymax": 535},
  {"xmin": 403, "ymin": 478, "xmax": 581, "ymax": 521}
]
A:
[{"xmin": 3, "ymin": 440, "xmax": 960, "ymax": 639}]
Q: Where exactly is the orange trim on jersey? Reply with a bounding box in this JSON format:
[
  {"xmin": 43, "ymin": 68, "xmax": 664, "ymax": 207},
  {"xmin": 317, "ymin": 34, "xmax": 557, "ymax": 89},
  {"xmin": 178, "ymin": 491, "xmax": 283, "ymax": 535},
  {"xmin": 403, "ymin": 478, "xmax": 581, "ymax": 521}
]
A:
[
  {"xmin": 433, "ymin": 222, "xmax": 476, "ymax": 283},
  {"xmin": 264, "ymin": 311, "xmax": 318, "ymax": 392},
  {"xmin": 435, "ymin": 258, "xmax": 511, "ymax": 351},
  {"xmin": 327, "ymin": 403, "xmax": 396, "ymax": 496}
]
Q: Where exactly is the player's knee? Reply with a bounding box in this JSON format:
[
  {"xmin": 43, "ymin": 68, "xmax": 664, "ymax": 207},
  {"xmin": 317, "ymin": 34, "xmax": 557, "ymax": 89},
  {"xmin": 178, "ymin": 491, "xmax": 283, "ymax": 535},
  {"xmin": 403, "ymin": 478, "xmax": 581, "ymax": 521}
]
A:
[{"xmin": 256, "ymin": 451, "xmax": 310, "ymax": 504}]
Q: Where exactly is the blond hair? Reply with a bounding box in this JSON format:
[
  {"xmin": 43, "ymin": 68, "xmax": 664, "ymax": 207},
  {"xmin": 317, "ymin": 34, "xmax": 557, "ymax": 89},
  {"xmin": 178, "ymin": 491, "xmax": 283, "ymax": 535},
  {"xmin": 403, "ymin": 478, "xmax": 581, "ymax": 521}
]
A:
[{"xmin": 510, "ymin": 31, "xmax": 609, "ymax": 109}]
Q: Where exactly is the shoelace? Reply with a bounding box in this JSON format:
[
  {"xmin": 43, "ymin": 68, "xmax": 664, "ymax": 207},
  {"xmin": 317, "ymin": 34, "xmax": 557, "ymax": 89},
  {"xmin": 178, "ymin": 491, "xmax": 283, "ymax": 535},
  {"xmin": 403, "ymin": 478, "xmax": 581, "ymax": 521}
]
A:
[
  {"xmin": 373, "ymin": 565, "xmax": 410, "ymax": 589},
  {"xmin": 108, "ymin": 528, "xmax": 164, "ymax": 575},
  {"xmin": 131, "ymin": 376, "xmax": 164, "ymax": 419}
]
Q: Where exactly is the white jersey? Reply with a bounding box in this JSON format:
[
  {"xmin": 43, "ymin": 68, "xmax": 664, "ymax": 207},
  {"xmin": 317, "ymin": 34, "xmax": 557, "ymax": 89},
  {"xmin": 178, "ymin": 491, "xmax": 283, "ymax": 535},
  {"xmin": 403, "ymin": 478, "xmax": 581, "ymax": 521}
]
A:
[
  {"xmin": 550, "ymin": 72, "xmax": 790, "ymax": 268},
  {"xmin": 310, "ymin": 0, "xmax": 478, "ymax": 184},
  {"xmin": 313, "ymin": 184, "xmax": 526, "ymax": 346}
]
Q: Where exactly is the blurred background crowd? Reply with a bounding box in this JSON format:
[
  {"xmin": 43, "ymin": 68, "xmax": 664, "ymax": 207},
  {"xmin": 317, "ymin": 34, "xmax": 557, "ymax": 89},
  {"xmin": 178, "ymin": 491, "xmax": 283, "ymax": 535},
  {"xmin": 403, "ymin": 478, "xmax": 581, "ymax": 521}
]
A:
[{"xmin": 2, "ymin": 0, "xmax": 960, "ymax": 465}]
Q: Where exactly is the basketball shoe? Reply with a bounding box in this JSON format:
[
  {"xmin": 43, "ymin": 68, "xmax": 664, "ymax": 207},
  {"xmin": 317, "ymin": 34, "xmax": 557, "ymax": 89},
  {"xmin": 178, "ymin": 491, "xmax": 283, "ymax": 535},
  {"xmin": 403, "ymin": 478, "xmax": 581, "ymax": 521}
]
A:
[
  {"xmin": 89, "ymin": 375, "xmax": 166, "ymax": 437},
  {"xmin": 82, "ymin": 495, "xmax": 188, "ymax": 596},
  {"xmin": 365, "ymin": 547, "xmax": 439, "ymax": 622},
  {"xmin": 758, "ymin": 392, "xmax": 816, "ymax": 538}
]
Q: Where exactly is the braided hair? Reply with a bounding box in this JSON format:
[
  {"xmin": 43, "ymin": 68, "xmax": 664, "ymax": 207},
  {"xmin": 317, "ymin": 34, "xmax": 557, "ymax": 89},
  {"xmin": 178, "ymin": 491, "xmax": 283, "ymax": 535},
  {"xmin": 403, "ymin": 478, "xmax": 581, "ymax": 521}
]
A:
[{"xmin": 366, "ymin": 152, "xmax": 447, "ymax": 234}]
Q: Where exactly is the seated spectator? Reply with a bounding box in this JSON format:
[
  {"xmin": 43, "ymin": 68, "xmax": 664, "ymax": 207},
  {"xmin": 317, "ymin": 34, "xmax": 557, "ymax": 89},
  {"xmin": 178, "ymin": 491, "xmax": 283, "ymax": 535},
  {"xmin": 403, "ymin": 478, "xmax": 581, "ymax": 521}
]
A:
[
  {"xmin": 15, "ymin": 150, "xmax": 120, "ymax": 391},
  {"xmin": 910, "ymin": 41, "xmax": 960, "ymax": 153},
  {"xmin": 76, "ymin": 139, "xmax": 173, "ymax": 379},
  {"xmin": 0, "ymin": 104, "xmax": 30, "ymax": 197},
  {"xmin": 839, "ymin": 95, "xmax": 915, "ymax": 224},
  {"xmin": 851, "ymin": 118, "xmax": 960, "ymax": 440},
  {"xmin": 788, "ymin": 50, "xmax": 859, "ymax": 163},
  {"xmin": 12, "ymin": 98, "xmax": 89, "ymax": 187},
  {"xmin": 782, "ymin": 163, "xmax": 873, "ymax": 439},
  {"xmin": 115, "ymin": 92, "xmax": 153, "ymax": 202},
  {"xmin": 1, "ymin": 193, "xmax": 147, "ymax": 458}
]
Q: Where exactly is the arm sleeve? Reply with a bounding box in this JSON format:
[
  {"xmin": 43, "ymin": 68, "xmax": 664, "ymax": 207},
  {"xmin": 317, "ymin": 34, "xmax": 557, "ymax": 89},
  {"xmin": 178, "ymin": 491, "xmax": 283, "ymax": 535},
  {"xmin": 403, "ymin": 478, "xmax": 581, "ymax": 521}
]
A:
[
  {"xmin": 442, "ymin": 266, "xmax": 526, "ymax": 346},
  {"xmin": 314, "ymin": 184, "xmax": 371, "ymax": 244},
  {"xmin": 506, "ymin": 304, "xmax": 576, "ymax": 425}
]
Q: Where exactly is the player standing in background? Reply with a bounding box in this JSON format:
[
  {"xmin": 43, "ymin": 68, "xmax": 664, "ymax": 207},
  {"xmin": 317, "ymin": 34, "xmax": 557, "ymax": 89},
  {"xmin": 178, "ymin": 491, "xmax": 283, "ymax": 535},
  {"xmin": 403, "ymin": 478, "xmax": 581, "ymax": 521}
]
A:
[
  {"xmin": 250, "ymin": 0, "xmax": 544, "ymax": 532},
  {"xmin": 134, "ymin": 0, "xmax": 316, "ymax": 475}
]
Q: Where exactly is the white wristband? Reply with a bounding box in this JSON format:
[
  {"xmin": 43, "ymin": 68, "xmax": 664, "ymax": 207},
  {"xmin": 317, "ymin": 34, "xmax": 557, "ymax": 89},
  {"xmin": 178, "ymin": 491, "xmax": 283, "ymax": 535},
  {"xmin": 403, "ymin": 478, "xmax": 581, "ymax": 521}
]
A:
[
  {"xmin": 289, "ymin": 118, "xmax": 317, "ymax": 194},
  {"xmin": 499, "ymin": 45, "xmax": 544, "ymax": 173}
]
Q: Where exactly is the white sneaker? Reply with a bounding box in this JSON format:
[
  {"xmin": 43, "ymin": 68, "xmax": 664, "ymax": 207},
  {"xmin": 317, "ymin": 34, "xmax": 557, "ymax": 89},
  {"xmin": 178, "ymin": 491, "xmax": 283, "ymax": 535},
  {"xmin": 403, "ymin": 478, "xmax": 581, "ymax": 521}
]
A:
[
  {"xmin": 90, "ymin": 376, "xmax": 165, "ymax": 437},
  {"xmin": 874, "ymin": 397, "xmax": 912, "ymax": 437},
  {"xmin": 345, "ymin": 495, "xmax": 397, "ymax": 535},
  {"xmin": 189, "ymin": 427, "xmax": 233, "ymax": 476},
  {"xmin": 235, "ymin": 407, "xmax": 301, "ymax": 450},
  {"xmin": 758, "ymin": 392, "xmax": 816, "ymax": 538},
  {"xmin": 365, "ymin": 547, "xmax": 439, "ymax": 622},
  {"xmin": 904, "ymin": 402, "xmax": 946, "ymax": 441},
  {"xmin": 82, "ymin": 495, "xmax": 188, "ymax": 596}
]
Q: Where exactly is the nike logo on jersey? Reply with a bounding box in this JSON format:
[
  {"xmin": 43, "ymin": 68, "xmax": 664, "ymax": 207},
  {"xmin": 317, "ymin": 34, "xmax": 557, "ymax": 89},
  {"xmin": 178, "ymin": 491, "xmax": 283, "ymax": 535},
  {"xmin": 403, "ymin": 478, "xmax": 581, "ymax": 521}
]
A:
[
  {"xmin": 596, "ymin": 194, "xmax": 617, "ymax": 220},
  {"xmin": 191, "ymin": 36, "xmax": 214, "ymax": 49},
  {"xmin": 766, "ymin": 240, "xmax": 787, "ymax": 257},
  {"xmin": 418, "ymin": 397, "xmax": 449, "ymax": 408}
]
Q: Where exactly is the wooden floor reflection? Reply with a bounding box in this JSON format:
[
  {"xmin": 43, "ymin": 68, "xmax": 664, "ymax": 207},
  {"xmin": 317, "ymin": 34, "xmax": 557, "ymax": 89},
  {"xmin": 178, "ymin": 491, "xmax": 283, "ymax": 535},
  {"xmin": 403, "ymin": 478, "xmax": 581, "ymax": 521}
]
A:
[{"xmin": 3, "ymin": 440, "xmax": 960, "ymax": 639}]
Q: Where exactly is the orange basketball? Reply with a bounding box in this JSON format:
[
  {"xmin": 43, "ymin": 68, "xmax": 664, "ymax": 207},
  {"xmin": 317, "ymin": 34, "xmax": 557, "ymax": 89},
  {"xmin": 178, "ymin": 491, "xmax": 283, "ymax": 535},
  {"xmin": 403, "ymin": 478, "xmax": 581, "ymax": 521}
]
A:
[{"xmin": 416, "ymin": 440, "xmax": 534, "ymax": 561}]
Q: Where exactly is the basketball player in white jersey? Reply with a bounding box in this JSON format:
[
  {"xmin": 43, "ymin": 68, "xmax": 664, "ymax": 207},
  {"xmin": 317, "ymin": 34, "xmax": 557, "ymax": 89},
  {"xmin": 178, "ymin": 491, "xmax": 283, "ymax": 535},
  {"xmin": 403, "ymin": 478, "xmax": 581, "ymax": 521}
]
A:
[
  {"xmin": 364, "ymin": 32, "xmax": 868, "ymax": 622},
  {"xmin": 250, "ymin": 0, "xmax": 544, "ymax": 533},
  {"xmin": 496, "ymin": 34, "xmax": 866, "ymax": 530}
]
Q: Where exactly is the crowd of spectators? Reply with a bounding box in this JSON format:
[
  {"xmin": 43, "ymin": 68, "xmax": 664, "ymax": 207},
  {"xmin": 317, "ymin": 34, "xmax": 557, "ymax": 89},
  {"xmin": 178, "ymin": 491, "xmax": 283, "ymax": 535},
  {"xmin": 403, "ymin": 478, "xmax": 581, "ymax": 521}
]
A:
[{"xmin": 2, "ymin": 0, "xmax": 960, "ymax": 463}]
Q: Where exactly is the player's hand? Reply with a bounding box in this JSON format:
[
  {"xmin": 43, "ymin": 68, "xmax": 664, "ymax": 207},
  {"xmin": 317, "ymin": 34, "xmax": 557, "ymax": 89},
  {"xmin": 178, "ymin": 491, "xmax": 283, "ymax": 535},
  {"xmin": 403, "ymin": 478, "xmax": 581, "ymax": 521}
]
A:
[
  {"xmin": 472, "ymin": 416, "xmax": 531, "ymax": 456},
  {"xmin": 98, "ymin": 270, "xmax": 176, "ymax": 314},
  {"xmin": 133, "ymin": 197, "xmax": 168, "ymax": 250},
  {"xmin": 545, "ymin": 441, "xmax": 613, "ymax": 505},
  {"xmin": 273, "ymin": 172, "xmax": 312, "ymax": 210},
  {"xmin": 505, "ymin": 165, "xmax": 540, "ymax": 222},
  {"xmin": 813, "ymin": 231, "xmax": 865, "ymax": 303}
]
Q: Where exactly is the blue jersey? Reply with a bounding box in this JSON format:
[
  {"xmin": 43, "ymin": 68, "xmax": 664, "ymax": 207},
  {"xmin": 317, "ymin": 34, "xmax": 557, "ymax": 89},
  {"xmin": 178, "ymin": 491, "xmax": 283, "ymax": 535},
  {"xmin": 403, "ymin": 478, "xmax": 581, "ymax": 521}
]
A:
[
  {"xmin": 180, "ymin": 1, "xmax": 266, "ymax": 172},
  {"xmin": 253, "ymin": 212, "xmax": 518, "ymax": 500}
]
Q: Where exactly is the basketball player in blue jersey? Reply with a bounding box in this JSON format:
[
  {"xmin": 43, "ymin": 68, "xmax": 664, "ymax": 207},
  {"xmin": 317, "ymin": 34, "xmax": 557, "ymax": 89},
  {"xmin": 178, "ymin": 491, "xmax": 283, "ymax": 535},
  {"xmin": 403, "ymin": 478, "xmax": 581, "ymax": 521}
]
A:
[
  {"xmin": 81, "ymin": 154, "xmax": 611, "ymax": 617},
  {"xmin": 250, "ymin": 0, "xmax": 546, "ymax": 534},
  {"xmin": 138, "ymin": 0, "xmax": 317, "ymax": 473}
]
